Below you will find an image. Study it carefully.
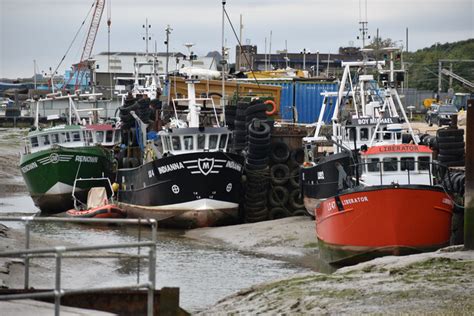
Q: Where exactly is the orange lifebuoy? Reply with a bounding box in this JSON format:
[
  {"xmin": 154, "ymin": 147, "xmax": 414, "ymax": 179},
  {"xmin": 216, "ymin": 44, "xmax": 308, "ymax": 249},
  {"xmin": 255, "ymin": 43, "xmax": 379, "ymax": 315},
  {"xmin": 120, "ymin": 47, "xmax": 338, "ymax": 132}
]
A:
[{"xmin": 264, "ymin": 100, "xmax": 277, "ymax": 115}]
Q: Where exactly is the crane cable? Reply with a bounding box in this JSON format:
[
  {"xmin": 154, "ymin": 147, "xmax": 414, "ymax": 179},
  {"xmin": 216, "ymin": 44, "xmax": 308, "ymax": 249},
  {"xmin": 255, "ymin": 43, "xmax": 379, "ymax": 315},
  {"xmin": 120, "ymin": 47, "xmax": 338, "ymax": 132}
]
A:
[{"xmin": 52, "ymin": 1, "xmax": 96, "ymax": 89}]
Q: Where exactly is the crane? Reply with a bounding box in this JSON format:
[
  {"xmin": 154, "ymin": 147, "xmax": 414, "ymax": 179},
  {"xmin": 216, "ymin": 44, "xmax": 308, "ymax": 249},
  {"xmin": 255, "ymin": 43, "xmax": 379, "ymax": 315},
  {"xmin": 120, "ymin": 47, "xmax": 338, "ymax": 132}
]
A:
[{"xmin": 66, "ymin": 0, "xmax": 106, "ymax": 91}]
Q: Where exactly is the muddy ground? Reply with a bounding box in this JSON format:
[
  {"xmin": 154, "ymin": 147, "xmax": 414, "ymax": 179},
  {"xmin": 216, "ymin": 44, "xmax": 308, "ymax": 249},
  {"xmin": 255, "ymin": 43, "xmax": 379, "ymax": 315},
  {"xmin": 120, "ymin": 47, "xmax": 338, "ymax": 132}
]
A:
[{"xmin": 187, "ymin": 218, "xmax": 474, "ymax": 315}]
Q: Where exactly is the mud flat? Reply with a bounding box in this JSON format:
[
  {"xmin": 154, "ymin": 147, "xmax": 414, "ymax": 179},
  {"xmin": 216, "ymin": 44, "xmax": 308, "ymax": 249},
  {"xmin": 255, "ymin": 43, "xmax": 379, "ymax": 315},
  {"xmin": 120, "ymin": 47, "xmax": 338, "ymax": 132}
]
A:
[{"xmin": 186, "ymin": 219, "xmax": 474, "ymax": 315}]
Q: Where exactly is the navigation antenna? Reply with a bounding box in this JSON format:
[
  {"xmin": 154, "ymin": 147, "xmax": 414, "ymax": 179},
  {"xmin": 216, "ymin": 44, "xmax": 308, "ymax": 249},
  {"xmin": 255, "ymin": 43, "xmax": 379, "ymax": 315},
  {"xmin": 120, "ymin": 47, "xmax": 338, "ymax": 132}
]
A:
[{"xmin": 357, "ymin": 0, "xmax": 370, "ymax": 48}]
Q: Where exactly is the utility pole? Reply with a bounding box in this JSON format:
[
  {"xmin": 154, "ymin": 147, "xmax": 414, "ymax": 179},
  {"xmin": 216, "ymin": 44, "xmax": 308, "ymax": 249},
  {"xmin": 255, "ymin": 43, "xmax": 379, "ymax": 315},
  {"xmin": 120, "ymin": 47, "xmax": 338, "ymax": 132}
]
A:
[{"xmin": 466, "ymin": 99, "xmax": 474, "ymax": 249}]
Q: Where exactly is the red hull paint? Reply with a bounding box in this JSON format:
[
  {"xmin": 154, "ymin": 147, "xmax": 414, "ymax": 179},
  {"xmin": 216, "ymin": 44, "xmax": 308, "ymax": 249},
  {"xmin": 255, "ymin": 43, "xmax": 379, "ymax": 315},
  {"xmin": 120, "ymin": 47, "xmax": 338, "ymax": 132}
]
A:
[
  {"xmin": 66, "ymin": 204, "xmax": 126, "ymax": 219},
  {"xmin": 316, "ymin": 187, "xmax": 453, "ymax": 264}
]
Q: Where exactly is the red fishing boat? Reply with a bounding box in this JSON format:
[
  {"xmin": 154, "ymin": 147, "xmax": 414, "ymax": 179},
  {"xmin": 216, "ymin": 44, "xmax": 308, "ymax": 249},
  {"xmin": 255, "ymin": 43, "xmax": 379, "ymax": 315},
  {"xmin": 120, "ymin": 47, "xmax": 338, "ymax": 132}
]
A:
[{"xmin": 315, "ymin": 143, "xmax": 454, "ymax": 266}]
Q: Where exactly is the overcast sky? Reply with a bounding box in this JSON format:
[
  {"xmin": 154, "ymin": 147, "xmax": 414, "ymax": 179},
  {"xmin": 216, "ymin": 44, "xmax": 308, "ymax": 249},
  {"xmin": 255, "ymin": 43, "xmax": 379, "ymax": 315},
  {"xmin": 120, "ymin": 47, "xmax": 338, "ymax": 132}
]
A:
[{"xmin": 1, "ymin": 0, "xmax": 473, "ymax": 78}]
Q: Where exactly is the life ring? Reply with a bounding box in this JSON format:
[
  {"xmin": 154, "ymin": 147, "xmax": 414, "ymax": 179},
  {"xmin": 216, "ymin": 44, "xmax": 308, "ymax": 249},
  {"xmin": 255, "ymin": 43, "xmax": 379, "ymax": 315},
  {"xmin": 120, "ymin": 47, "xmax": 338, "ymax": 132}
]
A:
[{"xmin": 264, "ymin": 100, "xmax": 277, "ymax": 115}]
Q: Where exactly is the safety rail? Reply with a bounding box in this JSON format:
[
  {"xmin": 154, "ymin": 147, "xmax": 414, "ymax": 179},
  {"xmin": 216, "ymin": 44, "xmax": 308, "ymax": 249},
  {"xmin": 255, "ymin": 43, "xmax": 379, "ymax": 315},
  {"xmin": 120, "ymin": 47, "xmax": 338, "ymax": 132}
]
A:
[{"xmin": 0, "ymin": 217, "xmax": 157, "ymax": 316}]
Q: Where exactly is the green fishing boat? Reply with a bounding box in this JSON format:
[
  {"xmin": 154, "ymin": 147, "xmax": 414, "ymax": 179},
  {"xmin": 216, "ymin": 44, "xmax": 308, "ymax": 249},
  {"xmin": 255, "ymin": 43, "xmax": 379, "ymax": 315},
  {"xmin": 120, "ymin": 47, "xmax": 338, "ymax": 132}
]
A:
[{"xmin": 20, "ymin": 94, "xmax": 119, "ymax": 213}]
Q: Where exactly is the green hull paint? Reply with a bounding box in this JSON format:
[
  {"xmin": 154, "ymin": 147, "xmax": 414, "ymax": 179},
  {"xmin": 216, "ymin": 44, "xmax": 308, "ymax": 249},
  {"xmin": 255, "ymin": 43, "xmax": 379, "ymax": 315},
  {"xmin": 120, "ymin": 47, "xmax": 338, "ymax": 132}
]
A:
[{"xmin": 20, "ymin": 146, "xmax": 114, "ymax": 213}]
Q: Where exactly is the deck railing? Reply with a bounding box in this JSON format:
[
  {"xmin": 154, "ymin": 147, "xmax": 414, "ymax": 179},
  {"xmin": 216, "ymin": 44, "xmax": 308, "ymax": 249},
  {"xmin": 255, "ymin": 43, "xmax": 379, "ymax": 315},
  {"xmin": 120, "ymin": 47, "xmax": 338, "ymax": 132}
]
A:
[{"xmin": 0, "ymin": 217, "xmax": 157, "ymax": 316}]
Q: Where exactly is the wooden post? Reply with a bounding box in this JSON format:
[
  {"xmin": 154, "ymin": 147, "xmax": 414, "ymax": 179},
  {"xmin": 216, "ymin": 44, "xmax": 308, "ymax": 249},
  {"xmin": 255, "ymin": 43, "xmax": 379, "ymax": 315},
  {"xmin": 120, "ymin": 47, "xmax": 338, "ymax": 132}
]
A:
[{"xmin": 465, "ymin": 99, "xmax": 474, "ymax": 249}]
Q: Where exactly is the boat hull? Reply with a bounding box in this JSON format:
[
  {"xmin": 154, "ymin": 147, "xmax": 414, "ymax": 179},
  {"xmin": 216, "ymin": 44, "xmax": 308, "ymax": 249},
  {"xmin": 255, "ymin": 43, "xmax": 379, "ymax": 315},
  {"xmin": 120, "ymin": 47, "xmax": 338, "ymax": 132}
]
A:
[
  {"xmin": 116, "ymin": 152, "xmax": 244, "ymax": 228},
  {"xmin": 66, "ymin": 204, "xmax": 126, "ymax": 219},
  {"xmin": 316, "ymin": 186, "xmax": 454, "ymax": 266},
  {"xmin": 20, "ymin": 146, "xmax": 114, "ymax": 213}
]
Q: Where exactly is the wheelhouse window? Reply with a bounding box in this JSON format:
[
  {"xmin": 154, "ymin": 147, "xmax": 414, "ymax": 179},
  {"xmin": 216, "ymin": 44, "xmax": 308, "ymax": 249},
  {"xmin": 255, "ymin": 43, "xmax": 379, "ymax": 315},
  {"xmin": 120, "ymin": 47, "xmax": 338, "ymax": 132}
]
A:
[
  {"xmin": 197, "ymin": 134, "xmax": 205, "ymax": 149},
  {"xmin": 360, "ymin": 128, "xmax": 369, "ymax": 141},
  {"xmin": 383, "ymin": 157, "xmax": 398, "ymax": 172},
  {"xmin": 172, "ymin": 136, "xmax": 181, "ymax": 150},
  {"xmin": 209, "ymin": 135, "xmax": 218, "ymax": 150},
  {"xmin": 348, "ymin": 128, "xmax": 356, "ymax": 141},
  {"xmin": 41, "ymin": 134, "xmax": 50, "ymax": 145},
  {"xmin": 183, "ymin": 136, "xmax": 194, "ymax": 150},
  {"xmin": 114, "ymin": 131, "xmax": 120, "ymax": 143},
  {"xmin": 96, "ymin": 131, "xmax": 104, "ymax": 143},
  {"xmin": 85, "ymin": 131, "xmax": 93, "ymax": 143},
  {"xmin": 31, "ymin": 136, "xmax": 38, "ymax": 147},
  {"xmin": 51, "ymin": 133, "xmax": 60, "ymax": 144},
  {"xmin": 105, "ymin": 131, "xmax": 113, "ymax": 143},
  {"xmin": 367, "ymin": 158, "xmax": 380, "ymax": 172},
  {"xmin": 419, "ymin": 156, "xmax": 430, "ymax": 170},
  {"xmin": 400, "ymin": 157, "xmax": 415, "ymax": 171},
  {"xmin": 219, "ymin": 134, "xmax": 228, "ymax": 149},
  {"xmin": 61, "ymin": 132, "xmax": 71, "ymax": 143},
  {"xmin": 72, "ymin": 131, "xmax": 81, "ymax": 142}
]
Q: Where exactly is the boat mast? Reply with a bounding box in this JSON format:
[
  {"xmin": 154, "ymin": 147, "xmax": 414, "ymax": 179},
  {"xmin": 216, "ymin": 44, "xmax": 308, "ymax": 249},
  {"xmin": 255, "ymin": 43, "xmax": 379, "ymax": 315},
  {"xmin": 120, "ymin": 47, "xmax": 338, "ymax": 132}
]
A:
[{"xmin": 221, "ymin": 1, "xmax": 226, "ymax": 118}]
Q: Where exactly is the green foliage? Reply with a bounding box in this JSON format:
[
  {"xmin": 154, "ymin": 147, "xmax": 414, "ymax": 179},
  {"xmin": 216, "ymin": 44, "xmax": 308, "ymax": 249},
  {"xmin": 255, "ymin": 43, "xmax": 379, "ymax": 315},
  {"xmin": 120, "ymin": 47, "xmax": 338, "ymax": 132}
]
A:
[{"xmin": 405, "ymin": 39, "xmax": 474, "ymax": 92}]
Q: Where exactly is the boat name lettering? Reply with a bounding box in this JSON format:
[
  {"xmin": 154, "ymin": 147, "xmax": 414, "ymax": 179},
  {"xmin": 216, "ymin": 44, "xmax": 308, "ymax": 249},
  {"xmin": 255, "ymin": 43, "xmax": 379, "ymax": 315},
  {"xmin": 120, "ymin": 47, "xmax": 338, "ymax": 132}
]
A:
[
  {"xmin": 225, "ymin": 160, "xmax": 242, "ymax": 172},
  {"xmin": 379, "ymin": 145, "xmax": 419, "ymax": 153},
  {"xmin": 21, "ymin": 162, "xmax": 38, "ymax": 173},
  {"xmin": 75, "ymin": 156, "xmax": 98, "ymax": 163},
  {"xmin": 357, "ymin": 117, "xmax": 395, "ymax": 125},
  {"xmin": 158, "ymin": 162, "xmax": 185, "ymax": 174},
  {"xmin": 342, "ymin": 196, "xmax": 369, "ymax": 206}
]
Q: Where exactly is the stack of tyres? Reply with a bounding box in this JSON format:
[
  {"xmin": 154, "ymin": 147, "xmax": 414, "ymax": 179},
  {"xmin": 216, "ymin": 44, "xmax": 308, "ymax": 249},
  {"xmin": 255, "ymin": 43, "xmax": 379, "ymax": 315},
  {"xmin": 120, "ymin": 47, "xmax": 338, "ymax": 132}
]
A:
[
  {"xmin": 436, "ymin": 128, "xmax": 465, "ymax": 167},
  {"xmin": 233, "ymin": 102, "xmax": 248, "ymax": 151},
  {"xmin": 244, "ymin": 100, "xmax": 275, "ymax": 130},
  {"xmin": 244, "ymin": 119, "xmax": 272, "ymax": 222},
  {"xmin": 268, "ymin": 141, "xmax": 306, "ymax": 219},
  {"xmin": 224, "ymin": 106, "xmax": 236, "ymax": 130},
  {"xmin": 441, "ymin": 170, "xmax": 466, "ymax": 245}
]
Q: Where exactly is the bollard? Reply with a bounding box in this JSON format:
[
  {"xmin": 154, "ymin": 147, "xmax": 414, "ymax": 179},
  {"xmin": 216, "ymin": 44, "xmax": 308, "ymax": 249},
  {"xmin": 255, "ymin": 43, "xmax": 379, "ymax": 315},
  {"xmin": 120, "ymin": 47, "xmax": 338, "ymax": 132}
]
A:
[{"xmin": 465, "ymin": 99, "xmax": 474, "ymax": 249}]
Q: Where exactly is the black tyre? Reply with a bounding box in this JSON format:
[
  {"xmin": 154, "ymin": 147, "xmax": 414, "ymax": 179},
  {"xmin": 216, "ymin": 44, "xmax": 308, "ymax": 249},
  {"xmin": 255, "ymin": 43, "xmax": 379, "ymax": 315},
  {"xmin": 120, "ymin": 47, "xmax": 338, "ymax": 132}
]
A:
[
  {"xmin": 437, "ymin": 142, "xmax": 465, "ymax": 150},
  {"xmin": 270, "ymin": 164, "xmax": 290, "ymax": 185},
  {"xmin": 245, "ymin": 162, "xmax": 268, "ymax": 171},
  {"xmin": 291, "ymin": 209, "xmax": 307, "ymax": 216},
  {"xmin": 438, "ymin": 154, "xmax": 463, "ymax": 162},
  {"xmin": 248, "ymin": 120, "xmax": 271, "ymax": 138},
  {"xmin": 437, "ymin": 128, "xmax": 464, "ymax": 137},
  {"xmin": 269, "ymin": 207, "xmax": 291, "ymax": 220},
  {"xmin": 445, "ymin": 159, "xmax": 465, "ymax": 167},
  {"xmin": 289, "ymin": 168, "xmax": 300, "ymax": 188},
  {"xmin": 247, "ymin": 157, "xmax": 269, "ymax": 166},
  {"xmin": 438, "ymin": 148, "xmax": 464, "ymax": 156},
  {"xmin": 248, "ymin": 142, "xmax": 271, "ymax": 154},
  {"xmin": 268, "ymin": 186, "xmax": 289, "ymax": 207},
  {"xmin": 248, "ymin": 134, "xmax": 271, "ymax": 145},
  {"xmin": 270, "ymin": 142, "xmax": 290, "ymax": 163},
  {"xmin": 289, "ymin": 148, "xmax": 305, "ymax": 167},
  {"xmin": 244, "ymin": 103, "xmax": 268, "ymax": 116},
  {"xmin": 437, "ymin": 135, "xmax": 464, "ymax": 143},
  {"xmin": 289, "ymin": 189, "xmax": 305, "ymax": 209}
]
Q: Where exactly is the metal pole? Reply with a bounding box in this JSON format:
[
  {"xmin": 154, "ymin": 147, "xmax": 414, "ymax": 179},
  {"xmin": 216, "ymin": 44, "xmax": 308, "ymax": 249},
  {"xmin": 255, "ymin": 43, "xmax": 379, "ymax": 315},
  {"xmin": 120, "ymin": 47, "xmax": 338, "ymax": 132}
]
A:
[
  {"xmin": 316, "ymin": 51, "xmax": 320, "ymax": 77},
  {"xmin": 438, "ymin": 60, "xmax": 442, "ymax": 97},
  {"xmin": 221, "ymin": 1, "xmax": 226, "ymax": 108},
  {"xmin": 465, "ymin": 99, "xmax": 474, "ymax": 249},
  {"xmin": 54, "ymin": 250, "xmax": 63, "ymax": 316},
  {"xmin": 147, "ymin": 220, "xmax": 157, "ymax": 316},
  {"xmin": 449, "ymin": 63, "xmax": 453, "ymax": 90},
  {"xmin": 24, "ymin": 221, "xmax": 31, "ymax": 289}
]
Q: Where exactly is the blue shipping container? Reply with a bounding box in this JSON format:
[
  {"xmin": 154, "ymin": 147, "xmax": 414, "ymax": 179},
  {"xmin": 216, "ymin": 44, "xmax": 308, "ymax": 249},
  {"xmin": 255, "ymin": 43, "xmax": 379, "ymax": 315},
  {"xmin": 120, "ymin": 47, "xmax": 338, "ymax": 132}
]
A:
[{"xmin": 294, "ymin": 81, "xmax": 338, "ymax": 124}]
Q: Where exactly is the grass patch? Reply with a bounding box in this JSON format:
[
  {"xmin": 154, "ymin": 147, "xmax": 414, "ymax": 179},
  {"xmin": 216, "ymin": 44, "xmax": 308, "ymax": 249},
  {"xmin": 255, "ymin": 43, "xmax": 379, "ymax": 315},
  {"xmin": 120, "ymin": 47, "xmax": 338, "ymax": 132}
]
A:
[{"xmin": 304, "ymin": 242, "xmax": 319, "ymax": 248}]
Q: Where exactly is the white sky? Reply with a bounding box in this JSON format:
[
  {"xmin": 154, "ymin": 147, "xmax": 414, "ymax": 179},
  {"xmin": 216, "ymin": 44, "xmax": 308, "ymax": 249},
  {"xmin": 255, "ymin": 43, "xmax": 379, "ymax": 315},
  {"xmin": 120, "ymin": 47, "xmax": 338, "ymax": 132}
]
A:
[{"xmin": 1, "ymin": 0, "xmax": 473, "ymax": 78}]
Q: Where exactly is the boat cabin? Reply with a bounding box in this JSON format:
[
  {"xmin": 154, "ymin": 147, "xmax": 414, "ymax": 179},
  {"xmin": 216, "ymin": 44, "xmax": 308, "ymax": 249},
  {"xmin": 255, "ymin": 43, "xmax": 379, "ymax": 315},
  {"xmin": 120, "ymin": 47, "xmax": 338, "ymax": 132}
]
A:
[
  {"xmin": 335, "ymin": 119, "xmax": 403, "ymax": 152},
  {"xmin": 24, "ymin": 124, "xmax": 120, "ymax": 154},
  {"xmin": 159, "ymin": 127, "xmax": 231, "ymax": 155},
  {"xmin": 359, "ymin": 144, "xmax": 434, "ymax": 186}
]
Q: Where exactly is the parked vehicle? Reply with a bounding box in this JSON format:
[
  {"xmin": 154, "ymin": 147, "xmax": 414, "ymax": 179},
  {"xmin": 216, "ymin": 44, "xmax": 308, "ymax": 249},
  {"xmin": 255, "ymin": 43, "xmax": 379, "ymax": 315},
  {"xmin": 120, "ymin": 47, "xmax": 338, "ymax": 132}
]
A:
[{"xmin": 425, "ymin": 104, "xmax": 458, "ymax": 127}]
